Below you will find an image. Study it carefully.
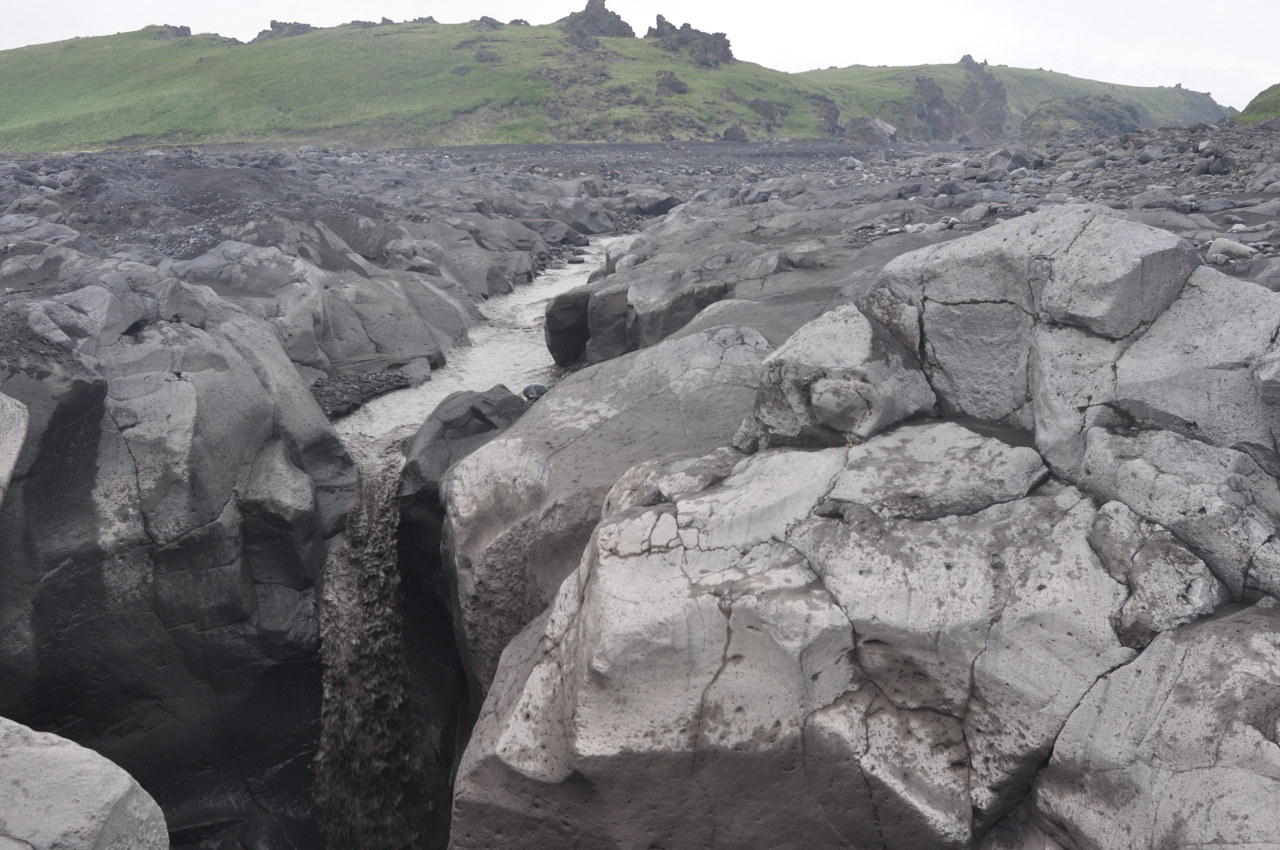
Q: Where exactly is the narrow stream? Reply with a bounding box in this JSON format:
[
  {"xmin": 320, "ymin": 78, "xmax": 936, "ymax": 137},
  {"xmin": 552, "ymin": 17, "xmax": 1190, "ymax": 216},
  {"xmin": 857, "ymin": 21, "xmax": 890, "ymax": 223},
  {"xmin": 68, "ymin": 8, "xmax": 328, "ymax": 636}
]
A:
[
  {"xmin": 315, "ymin": 234, "xmax": 627, "ymax": 849},
  {"xmin": 335, "ymin": 235, "xmax": 630, "ymax": 468}
]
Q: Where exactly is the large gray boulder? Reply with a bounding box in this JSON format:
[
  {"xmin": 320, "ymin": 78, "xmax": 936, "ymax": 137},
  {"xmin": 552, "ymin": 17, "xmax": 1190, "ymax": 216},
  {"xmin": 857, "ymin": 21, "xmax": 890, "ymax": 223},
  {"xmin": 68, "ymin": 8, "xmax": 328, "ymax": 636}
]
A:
[
  {"xmin": 441, "ymin": 326, "xmax": 771, "ymax": 691},
  {"xmin": 1112, "ymin": 267, "xmax": 1280, "ymax": 473},
  {"xmin": 873, "ymin": 204, "xmax": 1199, "ymax": 428},
  {"xmin": 449, "ymin": 422, "xmax": 1217, "ymax": 847},
  {"xmin": 737, "ymin": 303, "xmax": 935, "ymax": 449},
  {"xmin": 864, "ymin": 206, "xmax": 1280, "ymax": 477},
  {"xmin": 0, "ymin": 716, "xmax": 169, "ymax": 850},
  {"xmin": 1034, "ymin": 600, "xmax": 1280, "ymax": 850}
]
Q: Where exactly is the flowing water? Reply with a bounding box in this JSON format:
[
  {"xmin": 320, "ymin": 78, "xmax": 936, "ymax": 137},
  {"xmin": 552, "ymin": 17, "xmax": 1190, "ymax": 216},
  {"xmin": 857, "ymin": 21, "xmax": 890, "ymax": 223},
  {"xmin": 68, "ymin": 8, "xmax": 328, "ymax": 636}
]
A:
[
  {"xmin": 315, "ymin": 235, "xmax": 627, "ymax": 849},
  {"xmin": 335, "ymin": 235, "xmax": 631, "ymax": 468}
]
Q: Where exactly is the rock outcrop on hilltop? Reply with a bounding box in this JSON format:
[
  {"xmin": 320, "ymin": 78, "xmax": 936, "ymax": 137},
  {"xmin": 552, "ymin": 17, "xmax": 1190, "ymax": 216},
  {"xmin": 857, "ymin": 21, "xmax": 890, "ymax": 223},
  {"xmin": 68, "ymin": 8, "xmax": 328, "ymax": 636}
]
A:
[
  {"xmin": 252, "ymin": 20, "xmax": 316, "ymax": 42},
  {"xmin": 560, "ymin": 0, "xmax": 635, "ymax": 38},
  {"xmin": 646, "ymin": 14, "xmax": 734, "ymax": 67}
]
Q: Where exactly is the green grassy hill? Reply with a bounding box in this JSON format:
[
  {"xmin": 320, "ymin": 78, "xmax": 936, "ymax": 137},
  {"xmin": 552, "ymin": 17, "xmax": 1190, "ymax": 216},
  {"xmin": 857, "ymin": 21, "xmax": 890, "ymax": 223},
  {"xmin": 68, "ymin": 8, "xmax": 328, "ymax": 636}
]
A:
[
  {"xmin": 802, "ymin": 62, "xmax": 1224, "ymax": 126},
  {"xmin": 800, "ymin": 59, "xmax": 1230, "ymax": 138},
  {"xmin": 1240, "ymin": 84, "xmax": 1280, "ymax": 123},
  {"xmin": 0, "ymin": 18, "xmax": 1236, "ymax": 153}
]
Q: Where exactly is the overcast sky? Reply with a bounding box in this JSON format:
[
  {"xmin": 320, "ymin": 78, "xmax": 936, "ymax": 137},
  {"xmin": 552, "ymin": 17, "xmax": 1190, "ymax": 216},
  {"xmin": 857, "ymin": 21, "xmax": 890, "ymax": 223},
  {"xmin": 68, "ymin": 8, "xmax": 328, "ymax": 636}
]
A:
[{"xmin": 1, "ymin": 0, "xmax": 1272, "ymax": 110}]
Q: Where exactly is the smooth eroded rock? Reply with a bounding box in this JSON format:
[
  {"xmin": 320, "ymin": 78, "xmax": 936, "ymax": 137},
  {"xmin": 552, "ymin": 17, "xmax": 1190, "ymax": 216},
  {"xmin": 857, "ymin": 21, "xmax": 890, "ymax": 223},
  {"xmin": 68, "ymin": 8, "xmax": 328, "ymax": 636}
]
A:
[{"xmin": 0, "ymin": 715, "xmax": 168, "ymax": 850}]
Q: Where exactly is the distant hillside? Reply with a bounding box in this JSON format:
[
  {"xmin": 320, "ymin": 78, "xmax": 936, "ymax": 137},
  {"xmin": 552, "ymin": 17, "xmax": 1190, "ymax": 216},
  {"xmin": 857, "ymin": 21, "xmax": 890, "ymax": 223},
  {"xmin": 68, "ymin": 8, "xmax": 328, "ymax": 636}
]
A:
[
  {"xmin": 800, "ymin": 56, "xmax": 1232, "ymax": 140},
  {"xmin": 1240, "ymin": 84, "xmax": 1280, "ymax": 124},
  {"xmin": 0, "ymin": 7, "xmax": 1236, "ymax": 153}
]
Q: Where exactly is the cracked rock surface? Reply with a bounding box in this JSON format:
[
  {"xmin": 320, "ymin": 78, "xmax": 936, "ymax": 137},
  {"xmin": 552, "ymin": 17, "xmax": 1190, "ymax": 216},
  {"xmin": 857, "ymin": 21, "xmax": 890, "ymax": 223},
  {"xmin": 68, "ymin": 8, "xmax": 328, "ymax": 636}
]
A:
[
  {"xmin": 6, "ymin": 125, "xmax": 1280, "ymax": 848},
  {"xmin": 451, "ymin": 183, "xmax": 1280, "ymax": 849},
  {"xmin": 441, "ymin": 325, "xmax": 771, "ymax": 692},
  {"xmin": 450, "ymin": 422, "xmax": 1232, "ymax": 847}
]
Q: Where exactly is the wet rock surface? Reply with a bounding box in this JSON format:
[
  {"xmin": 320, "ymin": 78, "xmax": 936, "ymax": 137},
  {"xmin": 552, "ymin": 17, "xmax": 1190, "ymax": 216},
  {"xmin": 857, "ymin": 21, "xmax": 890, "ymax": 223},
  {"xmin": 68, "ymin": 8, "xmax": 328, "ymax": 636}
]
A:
[{"xmin": 2, "ymin": 122, "xmax": 1280, "ymax": 849}]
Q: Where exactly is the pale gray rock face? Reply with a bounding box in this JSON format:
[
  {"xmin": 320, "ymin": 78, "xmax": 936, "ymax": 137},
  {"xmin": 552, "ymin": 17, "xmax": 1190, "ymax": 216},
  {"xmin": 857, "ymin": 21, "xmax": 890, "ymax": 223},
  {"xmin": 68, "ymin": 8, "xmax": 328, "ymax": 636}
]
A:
[
  {"xmin": 867, "ymin": 206, "xmax": 1280, "ymax": 488},
  {"xmin": 1112, "ymin": 267, "xmax": 1280, "ymax": 473},
  {"xmin": 0, "ymin": 715, "xmax": 169, "ymax": 850},
  {"xmin": 1087, "ymin": 501, "xmax": 1227, "ymax": 647},
  {"xmin": 441, "ymin": 326, "xmax": 771, "ymax": 691},
  {"xmin": 0, "ymin": 391, "xmax": 25, "ymax": 507},
  {"xmin": 1034, "ymin": 600, "xmax": 1280, "ymax": 850},
  {"xmin": 1079, "ymin": 427, "xmax": 1280, "ymax": 600},
  {"xmin": 741, "ymin": 304, "xmax": 936, "ymax": 449},
  {"xmin": 449, "ymin": 422, "xmax": 1217, "ymax": 847},
  {"xmin": 871, "ymin": 205, "xmax": 1201, "ymax": 452}
]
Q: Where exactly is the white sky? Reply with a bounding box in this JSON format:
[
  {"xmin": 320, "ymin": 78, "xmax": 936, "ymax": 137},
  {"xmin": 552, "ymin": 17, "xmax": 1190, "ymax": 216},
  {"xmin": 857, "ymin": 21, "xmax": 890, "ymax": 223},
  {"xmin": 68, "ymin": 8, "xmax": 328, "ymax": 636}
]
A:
[{"xmin": 0, "ymin": 0, "xmax": 1272, "ymax": 110}]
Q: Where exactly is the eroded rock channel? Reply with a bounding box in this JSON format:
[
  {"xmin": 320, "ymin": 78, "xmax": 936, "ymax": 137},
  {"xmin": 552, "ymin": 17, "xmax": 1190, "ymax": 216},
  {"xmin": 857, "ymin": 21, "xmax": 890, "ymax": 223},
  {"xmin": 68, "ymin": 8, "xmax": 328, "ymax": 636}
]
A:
[{"xmin": 3, "ymin": 129, "xmax": 1280, "ymax": 849}]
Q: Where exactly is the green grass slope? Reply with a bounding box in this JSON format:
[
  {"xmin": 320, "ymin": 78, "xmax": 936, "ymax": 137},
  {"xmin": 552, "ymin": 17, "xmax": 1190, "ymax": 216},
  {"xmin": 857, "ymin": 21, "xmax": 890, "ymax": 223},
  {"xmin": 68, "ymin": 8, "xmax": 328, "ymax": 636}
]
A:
[
  {"xmin": 800, "ymin": 61, "xmax": 1230, "ymax": 134},
  {"xmin": 0, "ymin": 21, "xmax": 1237, "ymax": 153},
  {"xmin": 0, "ymin": 21, "xmax": 830, "ymax": 152},
  {"xmin": 1240, "ymin": 84, "xmax": 1280, "ymax": 123}
]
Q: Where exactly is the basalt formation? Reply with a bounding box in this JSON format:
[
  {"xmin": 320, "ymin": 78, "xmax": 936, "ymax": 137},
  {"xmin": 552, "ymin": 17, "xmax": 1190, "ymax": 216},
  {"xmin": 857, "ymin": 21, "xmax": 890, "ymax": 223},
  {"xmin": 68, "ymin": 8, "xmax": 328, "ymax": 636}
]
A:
[{"xmin": 3, "ymin": 121, "xmax": 1280, "ymax": 849}]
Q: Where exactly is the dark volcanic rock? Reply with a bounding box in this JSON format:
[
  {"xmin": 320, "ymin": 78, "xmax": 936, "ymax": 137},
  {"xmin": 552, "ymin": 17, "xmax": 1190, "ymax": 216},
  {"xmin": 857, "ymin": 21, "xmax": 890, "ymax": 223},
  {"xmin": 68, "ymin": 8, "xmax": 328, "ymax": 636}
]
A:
[
  {"xmin": 559, "ymin": 0, "xmax": 636, "ymax": 38},
  {"xmin": 646, "ymin": 15, "xmax": 733, "ymax": 67},
  {"xmin": 957, "ymin": 54, "xmax": 1010, "ymax": 140},
  {"xmin": 252, "ymin": 20, "xmax": 315, "ymax": 42},
  {"xmin": 0, "ymin": 257, "xmax": 357, "ymax": 847},
  {"xmin": 655, "ymin": 69, "xmax": 689, "ymax": 97}
]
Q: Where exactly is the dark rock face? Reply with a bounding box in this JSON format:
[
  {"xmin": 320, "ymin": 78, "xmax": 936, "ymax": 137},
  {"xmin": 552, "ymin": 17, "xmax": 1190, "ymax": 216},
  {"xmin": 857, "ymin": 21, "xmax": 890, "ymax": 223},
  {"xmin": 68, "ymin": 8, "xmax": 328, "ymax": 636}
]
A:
[
  {"xmin": 646, "ymin": 15, "xmax": 733, "ymax": 67},
  {"xmin": 809, "ymin": 94, "xmax": 842, "ymax": 135},
  {"xmin": 957, "ymin": 54, "xmax": 1010, "ymax": 140},
  {"xmin": 315, "ymin": 467, "xmax": 450, "ymax": 850},
  {"xmin": 877, "ymin": 56, "xmax": 1012, "ymax": 143},
  {"xmin": 748, "ymin": 98, "xmax": 791, "ymax": 127},
  {"xmin": 656, "ymin": 69, "xmax": 689, "ymax": 96},
  {"xmin": 1023, "ymin": 93, "xmax": 1144, "ymax": 137},
  {"xmin": 0, "ymin": 249, "xmax": 357, "ymax": 848},
  {"xmin": 252, "ymin": 20, "xmax": 315, "ymax": 42},
  {"xmin": 316, "ymin": 386, "xmax": 531, "ymax": 849},
  {"xmin": 560, "ymin": 0, "xmax": 636, "ymax": 39},
  {"xmin": 0, "ymin": 145, "xmax": 622, "ymax": 847},
  {"xmin": 911, "ymin": 74, "xmax": 963, "ymax": 140}
]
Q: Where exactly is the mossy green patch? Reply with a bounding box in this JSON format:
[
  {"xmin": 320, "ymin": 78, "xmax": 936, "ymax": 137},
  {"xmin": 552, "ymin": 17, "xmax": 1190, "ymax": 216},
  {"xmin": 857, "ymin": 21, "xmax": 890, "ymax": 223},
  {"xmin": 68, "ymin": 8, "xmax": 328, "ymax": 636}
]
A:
[{"xmin": 1239, "ymin": 84, "xmax": 1280, "ymax": 124}]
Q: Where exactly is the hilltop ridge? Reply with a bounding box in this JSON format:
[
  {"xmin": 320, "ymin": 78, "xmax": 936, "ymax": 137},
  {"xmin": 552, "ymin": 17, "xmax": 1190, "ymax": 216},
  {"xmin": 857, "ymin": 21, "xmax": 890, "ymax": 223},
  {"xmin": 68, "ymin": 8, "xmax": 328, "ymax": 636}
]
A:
[{"xmin": 0, "ymin": 2, "xmax": 1236, "ymax": 153}]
